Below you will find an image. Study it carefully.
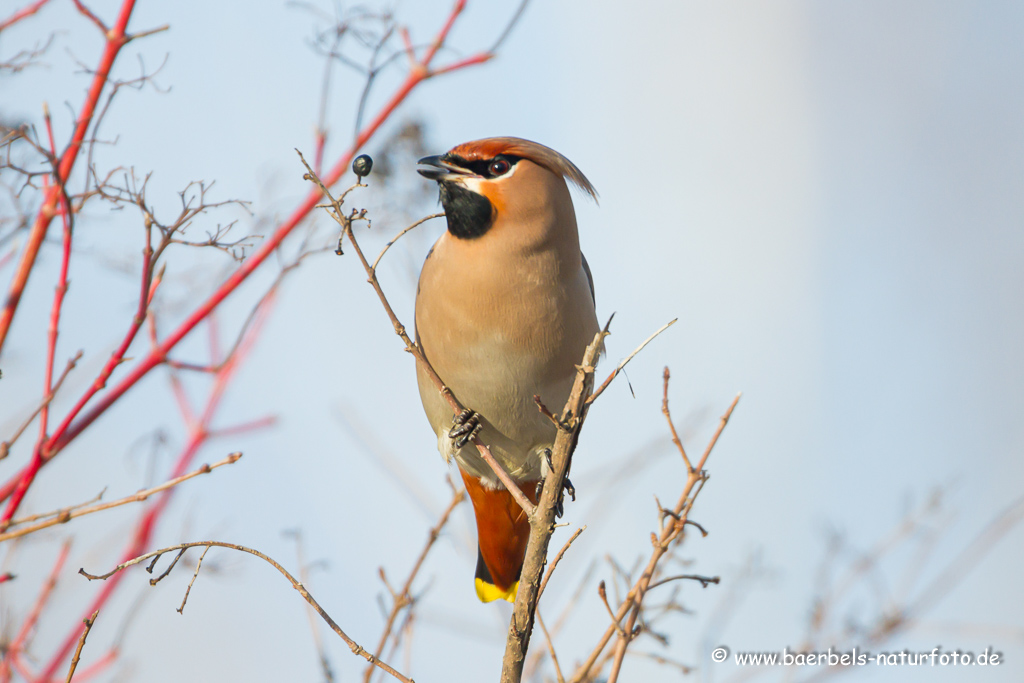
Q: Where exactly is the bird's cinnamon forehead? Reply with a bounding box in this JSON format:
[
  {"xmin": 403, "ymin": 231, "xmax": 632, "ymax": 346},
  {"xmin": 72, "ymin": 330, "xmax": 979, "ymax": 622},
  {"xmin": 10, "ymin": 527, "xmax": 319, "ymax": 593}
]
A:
[
  {"xmin": 445, "ymin": 136, "xmax": 598, "ymax": 201},
  {"xmin": 448, "ymin": 138, "xmax": 523, "ymax": 161}
]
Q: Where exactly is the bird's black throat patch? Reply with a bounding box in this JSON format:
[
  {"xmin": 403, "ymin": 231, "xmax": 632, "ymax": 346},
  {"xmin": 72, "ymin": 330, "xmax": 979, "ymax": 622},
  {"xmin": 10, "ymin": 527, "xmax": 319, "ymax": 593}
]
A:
[{"xmin": 438, "ymin": 181, "xmax": 494, "ymax": 239}]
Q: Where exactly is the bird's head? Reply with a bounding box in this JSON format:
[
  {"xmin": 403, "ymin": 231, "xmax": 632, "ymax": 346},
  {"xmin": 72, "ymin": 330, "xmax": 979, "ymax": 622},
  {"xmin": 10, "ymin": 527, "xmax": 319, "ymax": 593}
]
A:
[{"xmin": 418, "ymin": 137, "xmax": 597, "ymax": 240}]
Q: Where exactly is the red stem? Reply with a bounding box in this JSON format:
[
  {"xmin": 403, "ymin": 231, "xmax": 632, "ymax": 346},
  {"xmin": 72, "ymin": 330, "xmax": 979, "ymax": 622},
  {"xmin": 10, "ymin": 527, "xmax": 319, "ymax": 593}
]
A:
[
  {"xmin": 0, "ymin": 111, "xmax": 76, "ymax": 527},
  {"xmin": 0, "ymin": 0, "xmax": 136, "ymax": 354},
  {"xmin": 0, "ymin": 0, "xmax": 486, "ymax": 504},
  {"xmin": 0, "ymin": 542, "xmax": 70, "ymax": 683},
  {"xmin": 0, "ymin": 0, "xmax": 52, "ymax": 32},
  {"xmin": 8, "ymin": 225, "xmax": 159, "ymax": 504},
  {"xmin": 36, "ymin": 301, "xmax": 271, "ymax": 681}
]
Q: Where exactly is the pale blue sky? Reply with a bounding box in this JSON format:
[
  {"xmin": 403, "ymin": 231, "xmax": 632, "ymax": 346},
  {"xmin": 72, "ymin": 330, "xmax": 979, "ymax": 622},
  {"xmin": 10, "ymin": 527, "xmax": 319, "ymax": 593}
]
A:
[{"xmin": 2, "ymin": 2, "xmax": 1022, "ymax": 681}]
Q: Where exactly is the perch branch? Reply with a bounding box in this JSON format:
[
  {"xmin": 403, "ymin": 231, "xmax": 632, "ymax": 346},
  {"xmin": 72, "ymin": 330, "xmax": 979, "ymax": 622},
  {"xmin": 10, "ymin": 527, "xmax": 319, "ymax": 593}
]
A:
[
  {"xmin": 500, "ymin": 329, "xmax": 607, "ymax": 683},
  {"xmin": 297, "ymin": 152, "xmax": 536, "ymax": 519}
]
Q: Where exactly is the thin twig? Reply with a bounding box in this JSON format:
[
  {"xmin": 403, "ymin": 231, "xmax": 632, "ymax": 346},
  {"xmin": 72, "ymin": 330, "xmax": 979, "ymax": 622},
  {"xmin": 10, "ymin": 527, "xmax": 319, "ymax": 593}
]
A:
[
  {"xmin": 587, "ymin": 319, "xmax": 677, "ymax": 404},
  {"xmin": 598, "ymin": 581, "xmax": 626, "ymax": 638},
  {"xmin": 6, "ymin": 488, "xmax": 105, "ymax": 526},
  {"xmin": 0, "ymin": 541, "xmax": 70, "ymax": 682},
  {"xmin": 536, "ymin": 525, "xmax": 586, "ymax": 606},
  {"xmin": 536, "ymin": 609, "xmax": 565, "ymax": 683},
  {"xmin": 176, "ymin": 546, "xmax": 210, "ymax": 613},
  {"xmin": 570, "ymin": 390, "xmax": 741, "ymax": 683},
  {"xmin": 370, "ymin": 212, "xmax": 443, "ymax": 271},
  {"xmin": 660, "ymin": 367, "xmax": 692, "ymax": 471},
  {"xmin": 286, "ymin": 530, "xmax": 335, "ymax": 682},
  {"xmin": 147, "ymin": 548, "xmax": 185, "ymax": 586},
  {"xmin": 647, "ymin": 574, "xmax": 720, "ymax": 590},
  {"xmin": 0, "ymin": 352, "xmax": 81, "ymax": 463},
  {"xmin": 64, "ymin": 611, "xmax": 98, "ymax": 683},
  {"xmin": 0, "ymin": 452, "xmax": 242, "ymax": 542},
  {"xmin": 522, "ymin": 559, "xmax": 599, "ymax": 680}
]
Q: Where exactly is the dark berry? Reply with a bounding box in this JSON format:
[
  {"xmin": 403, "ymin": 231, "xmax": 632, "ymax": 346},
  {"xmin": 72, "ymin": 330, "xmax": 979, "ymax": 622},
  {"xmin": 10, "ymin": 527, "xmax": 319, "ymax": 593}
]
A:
[{"xmin": 352, "ymin": 154, "xmax": 373, "ymax": 178}]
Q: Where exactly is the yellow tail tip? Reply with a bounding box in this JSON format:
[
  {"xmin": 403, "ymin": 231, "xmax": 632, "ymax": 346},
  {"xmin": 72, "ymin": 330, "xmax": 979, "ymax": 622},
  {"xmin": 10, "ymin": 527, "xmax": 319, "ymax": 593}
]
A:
[{"xmin": 475, "ymin": 578, "xmax": 518, "ymax": 603}]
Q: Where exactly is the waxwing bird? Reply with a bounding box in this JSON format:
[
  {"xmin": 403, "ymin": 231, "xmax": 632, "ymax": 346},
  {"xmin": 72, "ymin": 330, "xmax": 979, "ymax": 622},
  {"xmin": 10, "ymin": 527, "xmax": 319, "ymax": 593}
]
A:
[{"xmin": 414, "ymin": 137, "xmax": 599, "ymax": 603}]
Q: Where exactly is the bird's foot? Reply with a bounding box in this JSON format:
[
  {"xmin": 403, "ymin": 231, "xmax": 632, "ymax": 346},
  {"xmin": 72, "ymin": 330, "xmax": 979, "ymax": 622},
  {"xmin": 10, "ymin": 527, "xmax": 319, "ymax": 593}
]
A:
[
  {"xmin": 449, "ymin": 409, "xmax": 483, "ymax": 449},
  {"xmin": 538, "ymin": 449, "xmax": 576, "ymax": 519}
]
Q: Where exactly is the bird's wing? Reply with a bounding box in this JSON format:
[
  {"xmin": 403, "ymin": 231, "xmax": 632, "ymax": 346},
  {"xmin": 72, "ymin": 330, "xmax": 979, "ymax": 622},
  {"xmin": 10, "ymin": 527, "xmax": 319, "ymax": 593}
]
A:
[{"xmin": 581, "ymin": 251, "xmax": 595, "ymax": 305}]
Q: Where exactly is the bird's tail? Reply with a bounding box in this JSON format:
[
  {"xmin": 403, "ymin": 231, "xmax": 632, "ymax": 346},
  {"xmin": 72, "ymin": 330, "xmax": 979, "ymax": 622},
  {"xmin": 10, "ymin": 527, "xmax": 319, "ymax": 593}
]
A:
[{"xmin": 459, "ymin": 469, "xmax": 540, "ymax": 603}]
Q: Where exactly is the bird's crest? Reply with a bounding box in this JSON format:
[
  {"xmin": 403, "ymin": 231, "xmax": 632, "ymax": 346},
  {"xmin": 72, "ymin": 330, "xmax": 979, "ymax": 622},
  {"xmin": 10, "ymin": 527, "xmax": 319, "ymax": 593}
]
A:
[{"xmin": 446, "ymin": 137, "xmax": 598, "ymax": 202}]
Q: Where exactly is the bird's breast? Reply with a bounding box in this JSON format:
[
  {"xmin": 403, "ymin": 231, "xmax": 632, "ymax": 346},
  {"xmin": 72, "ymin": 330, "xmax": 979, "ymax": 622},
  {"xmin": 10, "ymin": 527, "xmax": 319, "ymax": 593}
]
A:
[{"xmin": 414, "ymin": 232, "xmax": 598, "ymax": 481}]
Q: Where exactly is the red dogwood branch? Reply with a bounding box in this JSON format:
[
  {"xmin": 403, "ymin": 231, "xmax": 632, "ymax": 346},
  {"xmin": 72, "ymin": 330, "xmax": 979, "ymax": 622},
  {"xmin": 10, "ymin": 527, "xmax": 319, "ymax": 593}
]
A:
[
  {"xmin": 0, "ymin": 0, "xmax": 52, "ymax": 32},
  {"xmin": 0, "ymin": 0, "xmax": 500, "ymax": 508},
  {"xmin": 0, "ymin": 541, "xmax": 70, "ymax": 683},
  {"xmin": 33, "ymin": 300, "xmax": 272, "ymax": 682},
  {"xmin": 0, "ymin": 108, "xmax": 76, "ymax": 528},
  {"xmin": 0, "ymin": 0, "xmax": 137, "ymax": 353}
]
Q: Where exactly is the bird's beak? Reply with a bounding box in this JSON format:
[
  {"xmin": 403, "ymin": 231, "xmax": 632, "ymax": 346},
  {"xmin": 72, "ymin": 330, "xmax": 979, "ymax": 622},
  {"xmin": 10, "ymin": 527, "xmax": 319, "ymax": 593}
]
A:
[{"xmin": 417, "ymin": 155, "xmax": 471, "ymax": 181}]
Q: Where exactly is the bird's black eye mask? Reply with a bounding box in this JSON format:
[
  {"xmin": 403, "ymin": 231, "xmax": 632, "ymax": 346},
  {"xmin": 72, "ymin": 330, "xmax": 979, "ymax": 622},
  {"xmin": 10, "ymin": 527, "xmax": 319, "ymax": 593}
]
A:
[{"xmin": 441, "ymin": 153, "xmax": 522, "ymax": 179}]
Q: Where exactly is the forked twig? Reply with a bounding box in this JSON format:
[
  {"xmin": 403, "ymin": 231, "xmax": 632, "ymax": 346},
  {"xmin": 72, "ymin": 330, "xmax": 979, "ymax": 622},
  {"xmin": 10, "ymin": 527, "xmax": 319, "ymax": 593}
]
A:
[{"xmin": 588, "ymin": 319, "xmax": 677, "ymax": 404}]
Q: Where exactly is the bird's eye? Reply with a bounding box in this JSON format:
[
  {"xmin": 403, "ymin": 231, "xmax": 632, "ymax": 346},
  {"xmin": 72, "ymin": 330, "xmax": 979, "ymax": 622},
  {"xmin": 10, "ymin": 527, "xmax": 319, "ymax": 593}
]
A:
[{"xmin": 488, "ymin": 158, "xmax": 511, "ymax": 176}]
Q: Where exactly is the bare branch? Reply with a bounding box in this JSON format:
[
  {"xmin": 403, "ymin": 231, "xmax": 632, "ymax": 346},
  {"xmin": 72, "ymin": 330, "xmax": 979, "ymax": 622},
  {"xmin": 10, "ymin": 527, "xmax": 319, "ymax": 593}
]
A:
[
  {"xmin": 536, "ymin": 610, "xmax": 565, "ymax": 683},
  {"xmin": 570, "ymin": 385, "xmax": 740, "ymax": 683},
  {"xmin": 81, "ymin": 541, "xmax": 415, "ymax": 683},
  {"xmin": 660, "ymin": 366, "xmax": 692, "ymax": 471},
  {"xmin": 0, "ymin": 351, "xmax": 81, "ymax": 462},
  {"xmin": 0, "ymin": 452, "xmax": 242, "ymax": 542},
  {"xmin": 501, "ymin": 330, "xmax": 607, "ymax": 682}
]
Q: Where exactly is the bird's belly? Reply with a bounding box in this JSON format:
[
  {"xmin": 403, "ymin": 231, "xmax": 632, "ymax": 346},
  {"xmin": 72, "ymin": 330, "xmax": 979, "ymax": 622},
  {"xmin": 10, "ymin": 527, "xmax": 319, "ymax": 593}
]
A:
[{"xmin": 417, "ymin": 331, "xmax": 575, "ymax": 484}]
